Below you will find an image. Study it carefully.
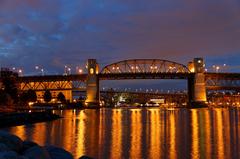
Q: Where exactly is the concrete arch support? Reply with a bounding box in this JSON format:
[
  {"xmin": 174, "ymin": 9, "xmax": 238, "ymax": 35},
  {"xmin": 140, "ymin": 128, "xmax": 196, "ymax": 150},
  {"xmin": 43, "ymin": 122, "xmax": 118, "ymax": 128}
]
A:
[
  {"xmin": 85, "ymin": 59, "xmax": 100, "ymax": 106},
  {"xmin": 194, "ymin": 73, "xmax": 207, "ymax": 102}
]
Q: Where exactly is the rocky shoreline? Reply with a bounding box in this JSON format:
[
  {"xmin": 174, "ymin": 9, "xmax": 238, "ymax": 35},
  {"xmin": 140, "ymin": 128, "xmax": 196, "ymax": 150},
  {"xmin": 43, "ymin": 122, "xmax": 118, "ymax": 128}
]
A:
[
  {"xmin": 0, "ymin": 131, "xmax": 93, "ymax": 159},
  {"xmin": 0, "ymin": 111, "xmax": 60, "ymax": 128}
]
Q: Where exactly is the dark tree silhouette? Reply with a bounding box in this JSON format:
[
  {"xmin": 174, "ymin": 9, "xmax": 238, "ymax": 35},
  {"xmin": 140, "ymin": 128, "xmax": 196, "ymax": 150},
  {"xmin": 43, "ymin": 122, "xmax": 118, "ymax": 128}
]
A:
[
  {"xmin": 57, "ymin": 92, "xmax": 66, "ymax": 103},
  {"xmin": 2, "ymin": 77, "xmax": 18, "ymax": 104},
  {"xmin": 0, "ymin": 90, "xmax": 9, "ymax": 105},
  {"xmin": 27, "ymin": 89, "xmax": 37, "ymax": 102},
  {"xmin": 20, "ymin": 89, "xmax": 37, "ymax": 105},
  {"xmin": 43, "ymin": 90, "xmax": 52, "ymax": 103}
]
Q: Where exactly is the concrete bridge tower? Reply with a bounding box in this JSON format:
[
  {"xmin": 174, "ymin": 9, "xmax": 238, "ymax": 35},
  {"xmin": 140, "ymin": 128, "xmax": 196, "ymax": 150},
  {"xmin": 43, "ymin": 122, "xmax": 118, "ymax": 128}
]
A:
[
  {"xmin": 188, "ymin": 58, "xmax": 207, "ymax": 104},
  {"xmin": 85, "ymin": 59, "xmax": 100, "ymax": 106}
]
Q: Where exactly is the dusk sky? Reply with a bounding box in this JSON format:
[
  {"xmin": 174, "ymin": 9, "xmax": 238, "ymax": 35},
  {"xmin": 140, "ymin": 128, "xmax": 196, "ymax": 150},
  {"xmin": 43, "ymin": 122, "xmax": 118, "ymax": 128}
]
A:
[{"xmin": 0, "ymin": 0, "xmax": 240, "ymax": 77}]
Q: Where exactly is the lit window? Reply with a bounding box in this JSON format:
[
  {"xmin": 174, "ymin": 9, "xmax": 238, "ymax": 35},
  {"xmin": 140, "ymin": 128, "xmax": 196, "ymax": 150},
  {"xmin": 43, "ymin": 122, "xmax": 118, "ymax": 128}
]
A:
[{"xmin": 90, "ymin": 68, "xmax": 94, "ymax": 74}]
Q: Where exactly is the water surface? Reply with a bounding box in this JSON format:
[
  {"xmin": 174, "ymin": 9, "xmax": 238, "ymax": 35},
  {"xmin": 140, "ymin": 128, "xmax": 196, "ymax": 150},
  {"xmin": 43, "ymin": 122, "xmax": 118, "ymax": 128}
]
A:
[{"xmin": 2, "ymin": 108, "xmax": 240, "ymax": 159}]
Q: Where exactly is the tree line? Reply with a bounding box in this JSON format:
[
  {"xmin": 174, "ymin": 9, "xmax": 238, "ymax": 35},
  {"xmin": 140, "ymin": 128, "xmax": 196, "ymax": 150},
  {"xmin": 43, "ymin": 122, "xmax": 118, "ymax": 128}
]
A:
[{"xmin": 0, "ymin": 77, "xmax": 66, "ymax": 106}]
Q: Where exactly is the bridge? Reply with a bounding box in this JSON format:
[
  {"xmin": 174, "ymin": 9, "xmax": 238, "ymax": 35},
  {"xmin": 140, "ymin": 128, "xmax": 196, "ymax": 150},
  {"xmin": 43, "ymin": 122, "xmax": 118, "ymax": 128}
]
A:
[{"xmin": 4, "ymin": 58, "xmax": 240, "ymax": 107}]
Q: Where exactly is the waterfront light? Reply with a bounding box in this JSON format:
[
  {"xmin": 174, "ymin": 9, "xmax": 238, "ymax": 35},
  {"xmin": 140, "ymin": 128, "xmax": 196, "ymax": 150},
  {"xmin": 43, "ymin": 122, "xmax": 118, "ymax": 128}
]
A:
[
  {"xmin": 35, "ymin": 66, "xmax": 39, "ymax": 70},
  {"xmin": 41, "ymin": 68, "xmax": 44, "ymax": 75},
  {"xmin": 78, "ymin": 69, "xmax": 83, "ymax": 74},
  {"xmin": 216, "ymin": 66, "xmax": 220, "ymax": 73}
]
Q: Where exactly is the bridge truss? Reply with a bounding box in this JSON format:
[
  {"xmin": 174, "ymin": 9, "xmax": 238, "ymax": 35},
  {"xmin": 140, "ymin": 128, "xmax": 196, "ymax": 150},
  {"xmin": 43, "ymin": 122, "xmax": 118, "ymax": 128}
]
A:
[
  {"xmin": 18, "ymin": 75, "xmax": 86, "ymax": 91},
  {"xmin": 11, "ymin": 62, "xmax": 240, "ymax": 92},
  {"xmin": 101, "ymin": 59, "xmax": 191, "ymax": 74},
  {"xmin": 20, "ymin": 81, "xmax": 86, "ymax": 91},
  {"xmin": 205, "ymin": 73, "xmax": 240, "ymax": 91}
]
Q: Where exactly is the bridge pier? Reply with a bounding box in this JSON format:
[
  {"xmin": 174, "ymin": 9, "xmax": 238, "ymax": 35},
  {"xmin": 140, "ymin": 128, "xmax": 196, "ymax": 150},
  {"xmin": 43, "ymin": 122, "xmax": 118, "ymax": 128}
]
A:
[
  {"xmin": 85, "ymin": 59, "xmax": 100, "ymax": 106},
  {"xmin": 188, "ymin": 58, "xmax": 207, "ymax": 106},
  {"xmin": 187, "ymin": 77, "xmax": 194, "ymax": 104}
]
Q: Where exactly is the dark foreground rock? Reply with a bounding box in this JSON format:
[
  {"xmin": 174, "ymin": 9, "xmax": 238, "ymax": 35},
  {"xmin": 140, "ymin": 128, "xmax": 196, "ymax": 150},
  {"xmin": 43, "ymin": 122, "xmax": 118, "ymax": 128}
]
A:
[
  {"xmin": 23, "ymin": 146, "xmax": 51, "ymax": 159},
  {"xmin": 0, "ymin": 131, "xmax": 23, "ymax": 152},
  {"xmin": 44, "ymin": 146, "xmax": 73, "ymax": 159},
  {"xmin": 0, "ymin": 131, "xmax": 93, "ymax": 159},
  {"xmin": 79, "ymin": 155, "xmax": 94, "ymax": 159},
  {"xmin": 0, "ymin": 111, "xmax": 60, "ymax": 128}
]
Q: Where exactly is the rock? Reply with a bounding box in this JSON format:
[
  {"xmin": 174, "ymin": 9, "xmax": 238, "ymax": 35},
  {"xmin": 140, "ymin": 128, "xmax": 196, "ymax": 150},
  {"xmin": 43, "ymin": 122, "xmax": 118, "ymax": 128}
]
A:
[
  {"xmin": 0, "ymin": 143, "xmax": 11, "ymax": 152},
  {"xmin": 23, "ymin": 146, "xmax": 51, "ymax": 159},
  {"xmin": 22, "ymin": 141, "xmax": 38, "ymax": 151},
  {"xmin": 44, "ymin": 145, "xmax": 73, "ymax": 159},
  {"xmin": 79, "ymin": 156, "xmax": 94, "ymax": 159},
  {"xmin": 0, "ymin": 150, "xmax": 18, "ymax": 159},
  {"xmin": 0, "ymin": 131, "xmax": 23, "ymax": 152}
]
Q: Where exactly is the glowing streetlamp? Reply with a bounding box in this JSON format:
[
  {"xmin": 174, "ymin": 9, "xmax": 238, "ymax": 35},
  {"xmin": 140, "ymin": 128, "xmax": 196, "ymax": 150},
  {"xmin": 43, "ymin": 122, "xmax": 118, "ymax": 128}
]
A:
[
  {"xmin": 67, "ymin": 67, "xmax": 71, "ymax": 75},
  {"xmin": 216, "ymin": 66, "xmax": 220, "ymax": 73},
  {"xmin": 35, "ymin": 66, "xmax": 39, "ymax": 70},
  {"xmin": 41, "ymin": 68, "xmax": 44, "ymax": 75},
  {"xmin": 78, "ymin": 69, "xmax": 83, "ymax": 74},
  {"xmin": 18, "ymin": 69, "xmax": 23, "ymax": 76}
]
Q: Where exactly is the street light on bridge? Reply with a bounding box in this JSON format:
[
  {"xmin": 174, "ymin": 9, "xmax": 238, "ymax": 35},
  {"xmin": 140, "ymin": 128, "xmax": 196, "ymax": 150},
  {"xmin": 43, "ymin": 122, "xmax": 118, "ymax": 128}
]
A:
[
  {"xmin": 216, "ymin": 66, "xmax": 220, "ymax": 73},
  {"xmin": 18, "ymin": 69, "xmax": 23, "ymax": 76},
  {"xmin": 64, "ymin": 65, "xmax": 72, "ymax": 75},
  {"xmin": 35, "ymin": 65, "xmax": 44, "ymax": 75}
]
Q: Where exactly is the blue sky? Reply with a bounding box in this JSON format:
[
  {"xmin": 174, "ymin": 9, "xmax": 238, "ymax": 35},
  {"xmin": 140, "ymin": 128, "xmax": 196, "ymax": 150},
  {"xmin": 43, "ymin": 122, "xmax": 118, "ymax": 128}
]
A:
[{"xmin": 0, "ymin": 0, "xmax": 240, "ymax": 79}]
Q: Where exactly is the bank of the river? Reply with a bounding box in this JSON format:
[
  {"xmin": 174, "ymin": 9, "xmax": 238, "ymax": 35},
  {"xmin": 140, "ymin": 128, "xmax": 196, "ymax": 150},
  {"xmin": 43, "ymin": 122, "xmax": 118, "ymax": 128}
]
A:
[
  {"xmin": 0, "ymin": 131, "xmax": 93, "ymax": 159},
  {"xmin": 0, "ymin": 111, "xmax": 60, "ymax": 128}
]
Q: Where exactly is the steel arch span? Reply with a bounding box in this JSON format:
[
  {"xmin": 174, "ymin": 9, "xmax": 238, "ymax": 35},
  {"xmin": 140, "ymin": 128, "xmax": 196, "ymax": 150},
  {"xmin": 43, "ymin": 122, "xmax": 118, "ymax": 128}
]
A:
[{"xmin": 101, "ymin": 59, "xmax": 190, "ymax": 74}]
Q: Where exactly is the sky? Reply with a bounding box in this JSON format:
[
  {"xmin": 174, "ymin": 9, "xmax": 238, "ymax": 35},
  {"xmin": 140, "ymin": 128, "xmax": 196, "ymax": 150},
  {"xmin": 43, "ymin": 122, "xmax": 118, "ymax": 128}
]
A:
[{"xmin": 0, "ymin": 0, "xmax": 240, "ymax": 79}]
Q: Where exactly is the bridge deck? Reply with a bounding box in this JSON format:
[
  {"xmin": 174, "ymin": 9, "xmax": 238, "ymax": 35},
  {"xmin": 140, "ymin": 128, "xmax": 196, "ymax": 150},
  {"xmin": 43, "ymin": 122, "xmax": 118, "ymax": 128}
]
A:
[
  {"xmin": 2, "ymin": 72, "xmax": 239, "ymax": 82},
  {"xmin": 99, "ymin": 72, "xmax": 194, "ymax": 80},
  {"xmin": 205, "ymin": 73, "xmax": 240, "ymax": 79},
  {"xmin": 17, "ymin": 74, "xmax": 87, "ymax": 82}
]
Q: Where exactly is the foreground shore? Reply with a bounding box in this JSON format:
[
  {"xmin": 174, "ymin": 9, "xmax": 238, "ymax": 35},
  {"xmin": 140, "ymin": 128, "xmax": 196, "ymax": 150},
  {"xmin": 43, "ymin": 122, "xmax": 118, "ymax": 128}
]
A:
[
  {"xmin": 0, "ymin": 131, "xmax": 93, "ymax": 159},
  {"xmin": 0, "ymin": 111, "xmax": 60, "ymax": 128}
]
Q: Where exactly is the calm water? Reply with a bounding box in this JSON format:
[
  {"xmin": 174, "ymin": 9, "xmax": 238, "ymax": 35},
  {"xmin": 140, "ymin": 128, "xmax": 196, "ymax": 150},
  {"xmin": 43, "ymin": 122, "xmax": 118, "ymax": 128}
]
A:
[{"xmin": 2, "ymin": 108, "xmax": 240, "ymax": 159}]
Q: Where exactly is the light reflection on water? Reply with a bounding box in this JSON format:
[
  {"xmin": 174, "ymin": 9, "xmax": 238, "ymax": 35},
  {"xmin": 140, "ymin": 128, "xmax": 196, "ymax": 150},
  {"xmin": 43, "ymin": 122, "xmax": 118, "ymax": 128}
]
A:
[{"xmin": 3, "ymin": 108, "xmax": 240, "ymax": 159}]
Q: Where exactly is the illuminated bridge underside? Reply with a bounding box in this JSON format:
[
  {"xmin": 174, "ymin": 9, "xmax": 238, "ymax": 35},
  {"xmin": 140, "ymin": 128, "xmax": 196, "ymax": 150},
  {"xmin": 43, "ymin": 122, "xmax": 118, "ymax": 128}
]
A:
[
  {"xmin": 101, "ymin": 59, "xmax": 191, "ymax": 74},
  {"xmin": 16, "ymin": 72, "xmax": 240, "ymax": 91},
  {"xmin": 20, "ymin": 81, "xmax": 86, "ymax": 91},
  {"xmin": 206, "ymin": 79, "xmax": 240, "ymax": 90},
  {"xmin": 206, "ymin": 73, "xmax": 240, "ymax": 90},
  {"xmin": 19, "ymin": 75, "xmax": 86, "ymax": 91}
]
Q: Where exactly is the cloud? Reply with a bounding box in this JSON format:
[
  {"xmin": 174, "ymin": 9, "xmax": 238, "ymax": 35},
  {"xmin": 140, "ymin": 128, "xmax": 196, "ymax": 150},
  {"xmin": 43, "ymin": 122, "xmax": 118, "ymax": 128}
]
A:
[{"xmin": 0, "ymin": 0, "xmax": 239, "ymax": 73}]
